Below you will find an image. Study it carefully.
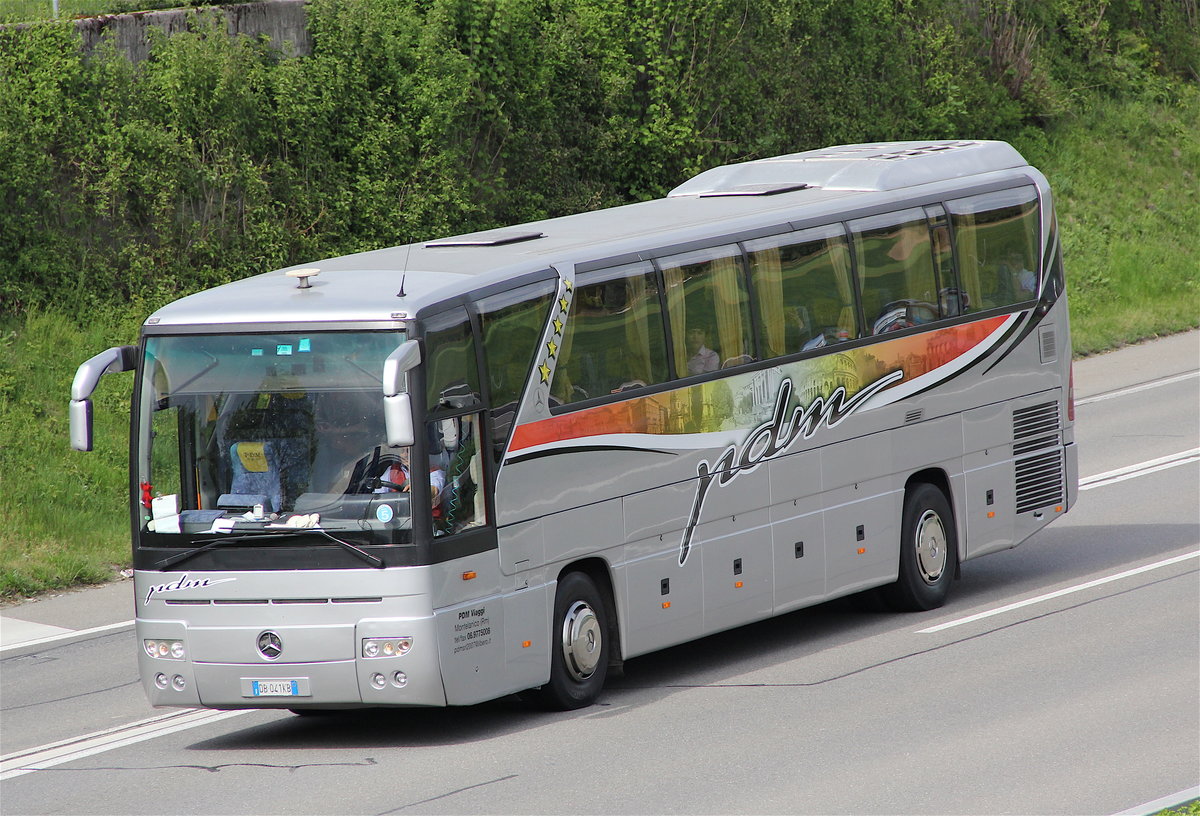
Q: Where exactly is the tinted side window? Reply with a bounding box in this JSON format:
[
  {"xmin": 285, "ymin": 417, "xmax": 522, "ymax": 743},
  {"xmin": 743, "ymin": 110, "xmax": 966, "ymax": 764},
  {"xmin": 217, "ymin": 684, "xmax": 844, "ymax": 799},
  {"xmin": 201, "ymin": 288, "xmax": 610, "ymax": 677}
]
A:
[
  {"xmin": 851, "ymin": 209, "xmax": 940, "ymax": 335},
  {"xmin": 476, "ymin": 279, "xmax": 556, "ymax": 458},
  {"xmin": 423, "ymin": 307, "xmax": 481, "ymax": 414},
  {"xmin": 947, "ymin": 185, "xmax": 1040, "ymax": 311},
  {"xmin": 745, "ymin": 225, "xmax": 857, "ymax": 356},
  {"xmin": 554, "ymin": 262, "xmax": 669, "ymax": 404},
  {"xmin": 659, "ymin": 244, "xmax": 754, "ymax": 374}
]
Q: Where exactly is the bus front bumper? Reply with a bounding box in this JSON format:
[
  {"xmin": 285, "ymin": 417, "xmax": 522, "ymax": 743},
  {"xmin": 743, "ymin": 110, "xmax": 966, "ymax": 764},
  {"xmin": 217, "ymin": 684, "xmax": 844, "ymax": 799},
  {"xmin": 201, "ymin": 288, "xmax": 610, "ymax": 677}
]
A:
[{"xmin": 138, "ymin": 617, "xmax": 447, "ymax": 709}]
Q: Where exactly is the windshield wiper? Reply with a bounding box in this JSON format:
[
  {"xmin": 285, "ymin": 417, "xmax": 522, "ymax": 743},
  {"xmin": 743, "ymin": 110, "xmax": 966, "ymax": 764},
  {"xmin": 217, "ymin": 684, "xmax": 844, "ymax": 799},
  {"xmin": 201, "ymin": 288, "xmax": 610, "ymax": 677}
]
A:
[{"xmin": 157, "ymin": 529, "xmax": 384, "ymax": 570}]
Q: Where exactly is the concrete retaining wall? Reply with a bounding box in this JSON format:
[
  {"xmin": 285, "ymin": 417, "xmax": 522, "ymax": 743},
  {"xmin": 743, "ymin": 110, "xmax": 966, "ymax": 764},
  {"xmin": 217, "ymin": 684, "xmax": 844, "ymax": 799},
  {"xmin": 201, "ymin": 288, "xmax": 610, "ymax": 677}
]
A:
[{"xmin": 72, "ymin": 1, "xmax": 310, "ymax": 61}]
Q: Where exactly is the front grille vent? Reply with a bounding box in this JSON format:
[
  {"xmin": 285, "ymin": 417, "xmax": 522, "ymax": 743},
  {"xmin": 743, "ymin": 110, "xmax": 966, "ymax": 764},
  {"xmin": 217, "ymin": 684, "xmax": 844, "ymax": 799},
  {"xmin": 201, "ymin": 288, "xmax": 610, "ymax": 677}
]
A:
[
  {"xmin": 165, "ymin": 596, "xmax": 383, "ymax": 606},
  {"xmin": 904, "ymin": 408, "xmax": 924, "ymax": 424},
  {"xmin": 1013, "ymin": 401, "xmax": 1060, "ymax": 456},
  {"xmin": 1015, "ymin": 450, "xmax": 1064, "ymax": 513}
]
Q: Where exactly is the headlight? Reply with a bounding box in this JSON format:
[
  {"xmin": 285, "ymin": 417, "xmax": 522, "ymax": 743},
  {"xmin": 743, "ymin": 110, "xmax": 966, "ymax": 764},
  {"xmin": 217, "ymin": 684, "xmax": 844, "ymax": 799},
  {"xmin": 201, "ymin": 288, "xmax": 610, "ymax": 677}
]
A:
[
  {"xmin": 144, "ymin": 639, "xmax": 186, "ymax": 660},
  {"xmin": 361, "ymin": 637, "xmax": 412, "ymax": 658}
]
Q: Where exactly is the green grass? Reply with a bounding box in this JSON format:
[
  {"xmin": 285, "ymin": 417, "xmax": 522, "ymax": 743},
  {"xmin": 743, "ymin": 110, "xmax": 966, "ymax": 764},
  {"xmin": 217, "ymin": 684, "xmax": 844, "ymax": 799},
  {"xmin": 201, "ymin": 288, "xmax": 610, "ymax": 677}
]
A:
[
  {"xmin": 1157, "ymin": 800, "xmax": 1200, "ymax": 816},
  {"xmin": 0, "ymin": 1, "xmax": 194, "ymax": 23},
  {"xmin": 0, "ymin": 310, "xmax": 140, "ymax": 596},
  {"xmin": 1017, "ymin": 86, "xmax": 1200, "ymax": 355},
  {"xmin": 1, "ymin": 92, "xmax": 1197, "ymax": 598}
]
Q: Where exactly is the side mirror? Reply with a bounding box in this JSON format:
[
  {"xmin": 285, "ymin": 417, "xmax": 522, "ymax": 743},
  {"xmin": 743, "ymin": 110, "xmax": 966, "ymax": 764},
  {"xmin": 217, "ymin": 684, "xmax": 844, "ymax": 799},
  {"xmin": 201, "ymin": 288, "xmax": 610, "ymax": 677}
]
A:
[
  {"xmin": 383, "ymin": 340, "xmax": 421, "ymax": 398},
  {"xmin": 383, "ymin": 340, "xmax": 421, "ymax": 448},
  {"xmin": 70, "ymin": 345, "xmax": 137, "ymax": 452},
  {"xmin": 384, "ymin": 393, "xmax": 415, "ymax": 448}
]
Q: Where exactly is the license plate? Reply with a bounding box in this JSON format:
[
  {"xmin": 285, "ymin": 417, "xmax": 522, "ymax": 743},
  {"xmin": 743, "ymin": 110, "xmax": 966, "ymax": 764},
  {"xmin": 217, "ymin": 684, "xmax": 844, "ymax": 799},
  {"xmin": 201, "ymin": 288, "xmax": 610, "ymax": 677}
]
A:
[{"xmin": 251, "ymin": 679, "xmax": 299, "ymax": 697}]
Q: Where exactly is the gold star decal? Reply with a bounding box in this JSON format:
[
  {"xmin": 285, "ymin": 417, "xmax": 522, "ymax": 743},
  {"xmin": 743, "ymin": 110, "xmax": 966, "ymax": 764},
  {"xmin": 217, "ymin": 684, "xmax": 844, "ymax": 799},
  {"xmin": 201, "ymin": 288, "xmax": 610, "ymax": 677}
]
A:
[
  {"xmin": 563, "ymin": 280, "xmax": 573, "ymax": 292},
  {"xmin": 538, "ymin": 361, "xmax": 552, "ymax": 383},
  {"xmin": 552, "ymin": 317, "xmax": 563, "ymax": 335},
  {"xmin": 559, "ymin": 296, "xmax": 569, "ymax": 312},
  {"xmin": 546, "ymin": 340, "xmax": 558, "ymax": 358}
]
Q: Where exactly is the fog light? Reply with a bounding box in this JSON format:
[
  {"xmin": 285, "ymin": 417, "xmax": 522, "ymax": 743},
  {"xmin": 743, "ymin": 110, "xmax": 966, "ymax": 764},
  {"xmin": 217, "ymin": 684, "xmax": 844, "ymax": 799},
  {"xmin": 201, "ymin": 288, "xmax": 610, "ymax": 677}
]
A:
[
  {"xmin": 155, "ymin": 673, "xmax": 169, "ymax": 690},
  {"xmin": 391, "ymin": 671, "xmax": 408, "ymax": 688},
  {"xmin": 144, "ymin": 639, "xmax": 185, "ymax": 660},
  {"xmin": 362, "ymin": 637, "xmax": 413, "ymax": 658},
  {"xmin": 171, "ymin": 675, "xmax": 186, "ymax": 691},
  {"xmin": 370, "ymin": 673, "xmax": 386, "ymax": 689}
]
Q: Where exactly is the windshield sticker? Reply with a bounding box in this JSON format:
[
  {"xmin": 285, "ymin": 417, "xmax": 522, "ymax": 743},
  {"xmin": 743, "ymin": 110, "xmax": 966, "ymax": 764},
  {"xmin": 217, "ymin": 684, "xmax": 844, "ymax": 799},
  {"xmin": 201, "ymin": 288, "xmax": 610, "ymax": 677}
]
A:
[{"xmin": 144, "ymin": 574, "xmax": 236, "ymax": 605}]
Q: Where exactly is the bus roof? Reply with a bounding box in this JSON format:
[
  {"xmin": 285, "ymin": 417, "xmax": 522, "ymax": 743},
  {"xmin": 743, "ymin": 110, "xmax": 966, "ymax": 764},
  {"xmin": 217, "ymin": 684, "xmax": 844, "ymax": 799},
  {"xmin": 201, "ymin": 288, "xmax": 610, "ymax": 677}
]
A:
[{"xmin": 145, "ymin": 140, "xmax": 1033, "ymax": 330}]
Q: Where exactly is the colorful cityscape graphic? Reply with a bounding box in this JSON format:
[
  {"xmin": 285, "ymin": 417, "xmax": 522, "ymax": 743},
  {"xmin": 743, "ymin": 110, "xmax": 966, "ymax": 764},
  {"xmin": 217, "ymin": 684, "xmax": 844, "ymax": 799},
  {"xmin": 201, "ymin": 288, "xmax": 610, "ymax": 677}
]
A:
[{"xmin": 509, "ymin": 314, "xmax": 1010, "ymax": 456}]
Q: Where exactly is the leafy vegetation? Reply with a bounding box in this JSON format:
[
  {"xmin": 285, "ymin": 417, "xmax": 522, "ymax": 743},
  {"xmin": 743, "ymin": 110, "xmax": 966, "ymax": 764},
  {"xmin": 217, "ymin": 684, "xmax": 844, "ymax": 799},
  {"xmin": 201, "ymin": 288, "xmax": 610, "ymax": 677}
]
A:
[
  {"xmin": 1156, "ymin": 799, "xmax": 1200, "ymax": 816},
  {"xmin": 0, "ymin": 0, "xmax": 217, "ymax": 24},
  {"xmin": 0, "ymin": 0, "xmax": 1196, "ymax": 595}
]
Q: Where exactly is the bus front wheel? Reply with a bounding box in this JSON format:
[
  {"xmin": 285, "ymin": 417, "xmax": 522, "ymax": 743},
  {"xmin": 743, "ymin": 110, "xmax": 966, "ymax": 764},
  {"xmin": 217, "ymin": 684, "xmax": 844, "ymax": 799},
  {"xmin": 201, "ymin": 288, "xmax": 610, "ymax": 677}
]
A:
[
  {"xmin": 537, "ymin": 571, "xmax": 609, "ymax": 710},
  {"xmin": 881, "ymin": 483, "xmax": 957, "ymax": 612}
]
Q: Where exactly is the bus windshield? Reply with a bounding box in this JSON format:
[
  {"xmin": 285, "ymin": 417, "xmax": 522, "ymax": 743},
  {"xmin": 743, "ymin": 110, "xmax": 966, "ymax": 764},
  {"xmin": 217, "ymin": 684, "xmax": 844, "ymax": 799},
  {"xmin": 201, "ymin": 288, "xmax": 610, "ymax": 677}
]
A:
[{"xmin": 136, "ymin": 330, "xmax": 421, "ymax": 547}]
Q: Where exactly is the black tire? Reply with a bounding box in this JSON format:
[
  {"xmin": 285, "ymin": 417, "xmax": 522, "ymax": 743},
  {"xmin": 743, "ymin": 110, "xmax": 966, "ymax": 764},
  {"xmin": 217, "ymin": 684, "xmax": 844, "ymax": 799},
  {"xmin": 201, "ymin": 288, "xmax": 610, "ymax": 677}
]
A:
[
  {"xmin": 536, "ymin": 571, "xmax": 610, "ymax": 710},
  {"xmin": 880, "ymin": 482, "xmax": 958, "ymax": 612}
]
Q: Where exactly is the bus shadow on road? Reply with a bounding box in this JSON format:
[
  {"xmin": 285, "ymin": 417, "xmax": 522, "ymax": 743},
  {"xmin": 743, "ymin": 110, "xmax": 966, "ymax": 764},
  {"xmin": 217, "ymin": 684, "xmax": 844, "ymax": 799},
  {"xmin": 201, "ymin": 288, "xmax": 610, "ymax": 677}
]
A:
[{"xmin": 186, "ymin": 521, "xmax": 1196, "ymax": 751}]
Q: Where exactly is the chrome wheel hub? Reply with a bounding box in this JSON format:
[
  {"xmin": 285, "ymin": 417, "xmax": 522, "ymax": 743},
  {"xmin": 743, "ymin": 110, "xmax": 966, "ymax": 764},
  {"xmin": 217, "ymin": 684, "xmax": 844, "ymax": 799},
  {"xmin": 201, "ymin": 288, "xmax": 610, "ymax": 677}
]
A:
[
  {"xmin": 560, "ymin": 600, "xmax": 602, "ymax": 681},
  {"xmin": 915, "ymin": 509, "xmax": 948, "ymax": 584}
]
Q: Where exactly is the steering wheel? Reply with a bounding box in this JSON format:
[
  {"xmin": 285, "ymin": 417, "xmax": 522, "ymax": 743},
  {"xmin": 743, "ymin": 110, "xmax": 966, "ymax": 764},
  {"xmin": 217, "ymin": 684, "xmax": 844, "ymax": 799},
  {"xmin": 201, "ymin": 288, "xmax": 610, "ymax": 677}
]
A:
[{"xmin": 349, "ymin": 454, "xmax": 406, "ymax": 494}]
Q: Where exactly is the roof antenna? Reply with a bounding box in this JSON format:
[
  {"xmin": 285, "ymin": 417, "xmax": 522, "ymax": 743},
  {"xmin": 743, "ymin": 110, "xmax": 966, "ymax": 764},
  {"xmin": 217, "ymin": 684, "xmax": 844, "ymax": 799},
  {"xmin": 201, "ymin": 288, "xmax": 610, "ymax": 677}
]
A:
[{"xmin": 396, "ymin": 241, "xmax": 412, "ymax": 298}]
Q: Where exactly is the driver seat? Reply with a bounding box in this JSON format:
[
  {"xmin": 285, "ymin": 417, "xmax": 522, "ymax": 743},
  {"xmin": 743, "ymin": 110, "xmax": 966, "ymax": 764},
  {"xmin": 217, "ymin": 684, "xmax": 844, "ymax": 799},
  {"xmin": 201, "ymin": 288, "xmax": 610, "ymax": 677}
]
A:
[{"xmin": 219, "ymin": 441, "xmax": 283, "ymax": 513}]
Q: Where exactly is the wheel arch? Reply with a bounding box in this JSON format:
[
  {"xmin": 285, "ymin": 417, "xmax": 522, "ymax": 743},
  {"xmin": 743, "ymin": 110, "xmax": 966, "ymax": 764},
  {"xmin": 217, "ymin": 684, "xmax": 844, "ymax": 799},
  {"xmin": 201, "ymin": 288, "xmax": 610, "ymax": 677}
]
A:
[
  {"xmin": 555, "ymin": 557, "xmax": 623, "ymax": 671},
  {"xmin": 904, "ymin": 467, "xmax": 963, "ymax": 569}
]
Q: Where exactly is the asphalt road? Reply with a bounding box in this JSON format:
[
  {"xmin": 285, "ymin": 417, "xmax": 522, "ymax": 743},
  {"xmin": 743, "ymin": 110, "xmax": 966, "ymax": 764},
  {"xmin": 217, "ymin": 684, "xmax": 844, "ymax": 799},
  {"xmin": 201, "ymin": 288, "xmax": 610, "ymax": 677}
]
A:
[{"xmin": 2, "ymin": 331, "xmax": 1197, "ymax": 816}]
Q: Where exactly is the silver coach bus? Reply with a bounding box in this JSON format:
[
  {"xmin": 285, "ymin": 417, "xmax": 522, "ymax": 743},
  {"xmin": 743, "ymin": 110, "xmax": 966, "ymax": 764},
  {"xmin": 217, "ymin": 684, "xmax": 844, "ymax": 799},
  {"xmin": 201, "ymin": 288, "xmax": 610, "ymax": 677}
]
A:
[{"xmin": 71, "ymin": 140, "xmax": 1078, "ymax": 711}]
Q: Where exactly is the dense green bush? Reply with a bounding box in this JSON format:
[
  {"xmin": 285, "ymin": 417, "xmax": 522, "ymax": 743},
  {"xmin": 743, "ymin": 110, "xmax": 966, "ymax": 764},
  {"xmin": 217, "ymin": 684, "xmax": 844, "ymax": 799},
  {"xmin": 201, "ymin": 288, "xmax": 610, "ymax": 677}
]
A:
[{"xmin": 2, "ymin": 0, "xmax": 1195, "ymax": 316}]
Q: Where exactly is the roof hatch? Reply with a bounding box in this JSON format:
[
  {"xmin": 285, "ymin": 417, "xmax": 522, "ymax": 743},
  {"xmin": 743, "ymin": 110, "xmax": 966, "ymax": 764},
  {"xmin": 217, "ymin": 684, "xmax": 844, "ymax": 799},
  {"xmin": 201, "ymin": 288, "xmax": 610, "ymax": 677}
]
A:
[{"xmin": 426, "ymin": 229, "xmax": 545, "ymax": 248}]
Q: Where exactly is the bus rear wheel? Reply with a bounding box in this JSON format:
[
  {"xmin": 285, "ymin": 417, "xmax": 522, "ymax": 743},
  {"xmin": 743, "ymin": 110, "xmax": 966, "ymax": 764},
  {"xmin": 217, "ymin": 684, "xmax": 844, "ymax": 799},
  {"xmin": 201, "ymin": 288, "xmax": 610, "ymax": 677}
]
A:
[
  {"xmin": 881, "ymin": 482, "xmax": 957, "ymax": 612},
  {"xmin": 537, "ymin": 571, "xmax": 609, "ymax": 710}
]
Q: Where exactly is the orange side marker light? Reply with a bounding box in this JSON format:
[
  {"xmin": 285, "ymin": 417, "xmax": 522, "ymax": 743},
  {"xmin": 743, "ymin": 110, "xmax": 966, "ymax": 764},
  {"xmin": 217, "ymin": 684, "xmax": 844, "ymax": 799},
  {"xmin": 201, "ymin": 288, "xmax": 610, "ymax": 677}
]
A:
[{"xmin": 462, "ymin": 571, "xmax": 477, "ymax": 581}]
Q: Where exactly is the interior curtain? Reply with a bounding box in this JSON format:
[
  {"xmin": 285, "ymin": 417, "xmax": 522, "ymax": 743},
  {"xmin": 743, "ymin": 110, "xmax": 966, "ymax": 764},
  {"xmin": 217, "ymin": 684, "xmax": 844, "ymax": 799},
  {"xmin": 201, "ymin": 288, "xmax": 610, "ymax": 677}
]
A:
[
  {"xmin": 955, "ymin": 215, "xmax": 983, "ymax": 312},
  {"xmin": 623, "ymin": 271, "xmax": 652, "ymax": 384},
  {"xmin": 662, "ymin": 264, "xmax": 687, "ymax": 375},
  {"xmin": 829, "ymin": 238, "xmax": 858, "ymax": 336},
  {"xmin": 712, "ymin": 254, "xmax": 746, "ymax": 366},
  {"xmin": 752, "ymin": 247, "xmax": 785, "ymax": 357}
]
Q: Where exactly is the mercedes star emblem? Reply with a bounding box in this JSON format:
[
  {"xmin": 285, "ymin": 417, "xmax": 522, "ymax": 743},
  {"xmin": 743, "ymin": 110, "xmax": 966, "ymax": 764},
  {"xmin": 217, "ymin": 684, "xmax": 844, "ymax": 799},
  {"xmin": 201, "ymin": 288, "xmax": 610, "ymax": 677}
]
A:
[{"xmin": 257, "ymin": 631, "xmax": 283, "ymax": 660}]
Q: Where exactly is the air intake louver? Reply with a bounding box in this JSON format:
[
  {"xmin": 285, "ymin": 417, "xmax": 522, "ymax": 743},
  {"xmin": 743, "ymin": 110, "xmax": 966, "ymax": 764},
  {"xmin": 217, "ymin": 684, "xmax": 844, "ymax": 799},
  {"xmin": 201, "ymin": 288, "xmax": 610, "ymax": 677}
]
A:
[
  {"xmin": 1039, "ymin": 325, "xmax": 1057, "ymax": 363},
  {"xmin": 1015, "ymin": 451, "xmax": 1064, "ymax": 513},
  {"xmin": 1013, "ymin": 401, "xmax": 1060, "ymax": 456},
  {"xmin": 1013, "ymin": 401, "xmax": 1064, "ymax": 513}
]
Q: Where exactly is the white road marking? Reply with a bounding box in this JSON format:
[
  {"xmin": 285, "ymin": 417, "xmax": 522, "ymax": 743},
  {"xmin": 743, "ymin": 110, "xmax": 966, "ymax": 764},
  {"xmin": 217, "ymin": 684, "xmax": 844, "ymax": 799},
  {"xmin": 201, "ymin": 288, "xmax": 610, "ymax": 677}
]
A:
[
  {"xmin": 1109, "ymin": 785, "xmax": 1200, "ymax": 816},
  {"xmin": 918, "ymin": 550, "xmax": 1200, "ymax": 634},
  {"xmin": 0, "ymin": 619, "xmax": 134, "ymax": 654},
  {"xmin": 0, "ymin": 708, "xmax": 252, "ymax": 781},
  {"xmin": 1079, "ymin": 448, "xmax": 1200, "ymax": 491},
  {"xmin": 1076, "ymin": 370, "xmax": 1198, "ymax": 405}
]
